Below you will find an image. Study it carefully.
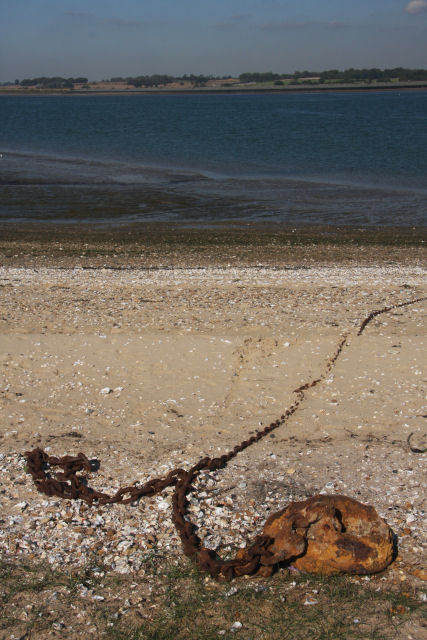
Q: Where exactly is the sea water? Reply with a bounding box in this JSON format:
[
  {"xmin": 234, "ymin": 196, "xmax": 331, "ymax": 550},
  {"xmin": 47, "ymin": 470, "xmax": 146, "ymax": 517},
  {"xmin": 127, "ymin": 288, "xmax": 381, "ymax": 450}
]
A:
[{"xmin": 0, "ymin": 91, "xmax": 426, "ymax": 226}]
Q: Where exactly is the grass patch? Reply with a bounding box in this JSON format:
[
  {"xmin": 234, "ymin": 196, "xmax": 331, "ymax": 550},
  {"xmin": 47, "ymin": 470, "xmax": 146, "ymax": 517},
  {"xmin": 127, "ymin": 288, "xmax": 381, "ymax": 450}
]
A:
[{"xmin": 1, "ymin": 558, "xmax": 425, "ymax": 639}]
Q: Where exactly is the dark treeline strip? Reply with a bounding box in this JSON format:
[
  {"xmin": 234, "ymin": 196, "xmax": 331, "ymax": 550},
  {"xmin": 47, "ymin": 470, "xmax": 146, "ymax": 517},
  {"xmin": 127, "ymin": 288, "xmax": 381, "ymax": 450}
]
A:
[
  {"xmin": 319, "ymin": 67, "xmax": 427, "ymax": 83},
  {"xmin": 16, "ymin": 76, "xmax": 88, "ymax": 89},
  {"xmin": 7, "ymin": 68, "xmax": 427, "ymax": 89},
  {"xmin": 115, "ymin": 74, "xmax": 231, "ymax": 87},
  {"xmin": 239, "ymin": 67, "xmax": 427, "ymax": 84},
  {"xmin": 113, "ymin": 67, "xmax": 427, "ymax": 86},
  {"xmin": 9, "ymin": 74, "xmax": 229, "ymax": 89}
]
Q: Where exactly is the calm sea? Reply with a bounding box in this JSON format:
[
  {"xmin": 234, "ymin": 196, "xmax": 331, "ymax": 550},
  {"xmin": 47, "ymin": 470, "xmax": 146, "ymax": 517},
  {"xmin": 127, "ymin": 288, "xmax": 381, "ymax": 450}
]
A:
[{"xmin": 1, "ymin": 91, "xmax": 426, "ymax": 226}]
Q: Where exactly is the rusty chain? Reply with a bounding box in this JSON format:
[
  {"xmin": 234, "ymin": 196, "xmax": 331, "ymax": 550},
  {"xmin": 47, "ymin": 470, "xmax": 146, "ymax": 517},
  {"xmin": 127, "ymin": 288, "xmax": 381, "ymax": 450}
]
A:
[
  {"xmin": 357, "ymin": 295, "xmax": 426, "ymax": 336},
  {"xmin": 25, "ymin": 296, "xmax": 426, "ymax": 579}
]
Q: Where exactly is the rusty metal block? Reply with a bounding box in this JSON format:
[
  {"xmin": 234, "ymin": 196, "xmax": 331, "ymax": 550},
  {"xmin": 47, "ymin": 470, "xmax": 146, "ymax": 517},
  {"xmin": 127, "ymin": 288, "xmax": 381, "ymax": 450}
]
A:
[{"xmin": 261, "ymin": 495, "xmax": 394, "ymax": 575}]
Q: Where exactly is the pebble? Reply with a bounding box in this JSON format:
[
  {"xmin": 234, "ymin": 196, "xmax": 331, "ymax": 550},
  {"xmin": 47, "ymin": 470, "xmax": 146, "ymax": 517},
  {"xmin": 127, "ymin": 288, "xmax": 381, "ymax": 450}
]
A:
[
  {"xmin": 0, "ymin": 444, "xmax": 426, "ymax": 582},
  {"xmin": 303, "ymin": 596, "xmax": 319, "ymax": 606}
]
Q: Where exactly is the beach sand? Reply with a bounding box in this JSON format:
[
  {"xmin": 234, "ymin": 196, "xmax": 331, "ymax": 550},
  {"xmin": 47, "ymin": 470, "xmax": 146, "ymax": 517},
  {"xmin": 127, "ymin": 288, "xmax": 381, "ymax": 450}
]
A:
[{"xmin": 0, "ymin": 225, "xmax": 426, "ymax": 636}]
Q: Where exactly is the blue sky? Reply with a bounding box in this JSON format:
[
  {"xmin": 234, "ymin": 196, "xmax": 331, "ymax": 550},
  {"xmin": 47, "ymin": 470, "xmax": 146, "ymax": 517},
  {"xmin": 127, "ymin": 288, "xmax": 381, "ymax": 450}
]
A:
[{"xmin": 1, "ymin": 1, "xmax": 426, "ymax": 81}]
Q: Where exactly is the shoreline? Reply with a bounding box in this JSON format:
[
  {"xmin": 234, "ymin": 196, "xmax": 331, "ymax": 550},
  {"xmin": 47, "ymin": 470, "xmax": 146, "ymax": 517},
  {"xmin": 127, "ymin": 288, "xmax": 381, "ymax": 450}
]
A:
[
  {"xmin": 0, "ymin": 223, "xmax": 425, "ymax": 269},
  {"xmin": 2, "ymin": 83, "xmax": 427, "ymax": 97}
]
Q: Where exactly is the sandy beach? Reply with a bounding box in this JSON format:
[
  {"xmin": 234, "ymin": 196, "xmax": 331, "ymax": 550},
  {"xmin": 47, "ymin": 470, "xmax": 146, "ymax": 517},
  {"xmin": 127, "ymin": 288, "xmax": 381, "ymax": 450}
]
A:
[{"xmin": 0, "ymin": 227, "xmax": 426, "ymax": 638}]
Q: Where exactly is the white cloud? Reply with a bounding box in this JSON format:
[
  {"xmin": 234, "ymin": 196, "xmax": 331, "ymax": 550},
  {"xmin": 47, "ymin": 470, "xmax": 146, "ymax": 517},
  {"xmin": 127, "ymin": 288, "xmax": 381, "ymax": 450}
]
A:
[{"xmin": 405, "ymin": 0, "xmax": 427, "ymax": 14}]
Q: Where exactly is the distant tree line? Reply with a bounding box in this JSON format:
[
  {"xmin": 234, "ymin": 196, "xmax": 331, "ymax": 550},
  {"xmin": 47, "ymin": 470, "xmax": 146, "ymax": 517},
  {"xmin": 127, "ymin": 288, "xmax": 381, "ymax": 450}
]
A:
[
  {"xmin": 123, "ymin": 74, "xmax": 175, "ymax": 87},
  {"xmin": 112, "ymin": 68, "xmax": 427, "ymax": 86},
  {"xmin": 18, "ymin": 76, "xmax": 88, "ymax": 88},
  {"xmin": 119, "ymin": 74, "xmax": 223, "ymax": 88},
  {"xmin": 13, "ymin": 74, "xmax": 230, "ymax": 89},
  {"xmin": 239, "ymin": 72, "xmax": 288, "ymax": 83},
  {"xmin": 12, "ymin": 68, "xmax": 427, "ymax": 89},
  {"xmin": 317, "ymin": 67, "xmax": 427, "ymax": 83},
  {"xmin": 238, "ymin": 68, "xmax": 427, "ymax": 84}
]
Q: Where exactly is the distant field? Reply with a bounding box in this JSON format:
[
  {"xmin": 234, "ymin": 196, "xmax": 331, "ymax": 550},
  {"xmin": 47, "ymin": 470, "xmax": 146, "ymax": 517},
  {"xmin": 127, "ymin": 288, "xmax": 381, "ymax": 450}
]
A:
[{"xmin": 1, "ymin": 79, "xmax": 427, "ymax": 94}]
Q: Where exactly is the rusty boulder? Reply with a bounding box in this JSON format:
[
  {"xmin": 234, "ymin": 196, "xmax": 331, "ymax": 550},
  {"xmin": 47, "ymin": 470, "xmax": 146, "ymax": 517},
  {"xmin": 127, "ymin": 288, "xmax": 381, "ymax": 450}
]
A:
[{"xmin": 260, "ymin": 494, "xmax": 394, "ymax": 575}]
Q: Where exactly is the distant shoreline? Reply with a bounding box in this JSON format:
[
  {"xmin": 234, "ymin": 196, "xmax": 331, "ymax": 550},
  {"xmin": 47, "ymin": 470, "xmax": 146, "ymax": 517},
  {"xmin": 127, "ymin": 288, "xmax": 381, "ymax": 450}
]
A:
[{"xmin": 2, "ymin": 82, "xmax": 427, "ymax": 97}]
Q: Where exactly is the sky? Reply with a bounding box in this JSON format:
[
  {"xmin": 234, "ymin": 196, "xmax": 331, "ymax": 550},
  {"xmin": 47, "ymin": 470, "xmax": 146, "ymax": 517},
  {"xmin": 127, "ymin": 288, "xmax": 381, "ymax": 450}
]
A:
[{"xmin": 0, "ymin": 0, "xmax": 427, "ymax": 81}]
